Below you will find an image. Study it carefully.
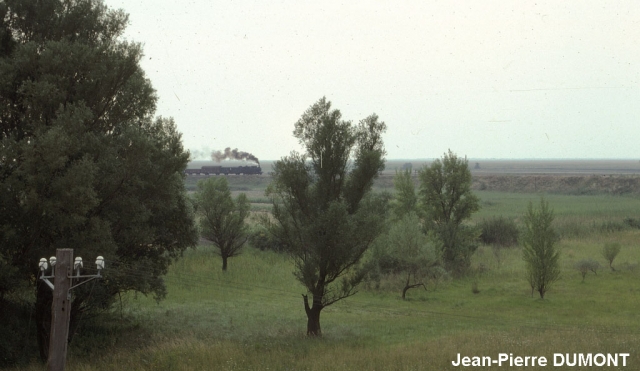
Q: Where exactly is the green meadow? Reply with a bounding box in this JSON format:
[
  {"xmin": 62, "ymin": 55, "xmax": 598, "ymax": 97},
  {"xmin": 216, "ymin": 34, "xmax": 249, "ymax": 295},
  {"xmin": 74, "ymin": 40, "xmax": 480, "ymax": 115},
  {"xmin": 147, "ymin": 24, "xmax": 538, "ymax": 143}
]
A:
[{"xmin": 10, "ymin": 188, "xmax": 640, "ymax": 370}]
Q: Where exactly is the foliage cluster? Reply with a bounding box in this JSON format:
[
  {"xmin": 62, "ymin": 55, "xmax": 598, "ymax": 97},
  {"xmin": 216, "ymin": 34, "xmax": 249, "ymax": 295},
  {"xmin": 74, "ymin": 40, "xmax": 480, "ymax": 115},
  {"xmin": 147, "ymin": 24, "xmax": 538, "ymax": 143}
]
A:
[
  {"xmin": 390, "ymin": 168, "xmax": 418, "ymax": 220},
  {"xmin": 248, "ymin": 226, "xmax": 283, "ymax": 253},
  {"xmin": 0, "ymin": 299, "xmax": 33, "ymax": 367},
  {"xmin": 574, "ymin": 259, "xmax": 600, "ymax": 282},
  {"xmin": 371, "ymin": 213, "xmax": 438, "ymax": 299},
  {"xmin": 369, "ymin": 151, "xmax": 480, "ymax": 298},
  {"xmin": 478, "ymin": 216, "xmax": 519, "ymax": 247},
  {"xmin": 623, "ymin": 217, "xmax": 640, "ymax": 229}
]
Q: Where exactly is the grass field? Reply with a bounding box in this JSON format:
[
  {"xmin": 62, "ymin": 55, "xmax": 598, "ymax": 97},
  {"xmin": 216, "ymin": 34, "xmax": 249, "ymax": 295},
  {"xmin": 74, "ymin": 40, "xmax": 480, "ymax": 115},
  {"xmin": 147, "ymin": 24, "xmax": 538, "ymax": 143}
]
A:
[
  {"xmin": 30, "ymin": 228, "xmax": 640, "ymax": 370},
  {"xmin": 10, "ymin": 171, "xmax": 640, "ymax": 370}
]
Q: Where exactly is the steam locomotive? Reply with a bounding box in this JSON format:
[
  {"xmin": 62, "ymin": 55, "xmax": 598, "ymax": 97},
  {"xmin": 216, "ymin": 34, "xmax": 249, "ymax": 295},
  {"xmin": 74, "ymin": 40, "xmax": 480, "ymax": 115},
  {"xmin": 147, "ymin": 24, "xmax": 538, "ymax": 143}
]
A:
[{"xmin": 184, "ymin": 165, "xmax": 262, "ymax": 176}]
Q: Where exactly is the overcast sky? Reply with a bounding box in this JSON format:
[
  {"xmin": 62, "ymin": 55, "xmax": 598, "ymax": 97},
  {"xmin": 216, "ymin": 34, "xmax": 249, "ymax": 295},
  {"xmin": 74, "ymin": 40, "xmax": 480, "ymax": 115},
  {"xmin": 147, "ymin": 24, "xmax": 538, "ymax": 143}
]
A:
[{"xmin": 103, "ymin": 0, "xmax": 639, "ymax": 161}]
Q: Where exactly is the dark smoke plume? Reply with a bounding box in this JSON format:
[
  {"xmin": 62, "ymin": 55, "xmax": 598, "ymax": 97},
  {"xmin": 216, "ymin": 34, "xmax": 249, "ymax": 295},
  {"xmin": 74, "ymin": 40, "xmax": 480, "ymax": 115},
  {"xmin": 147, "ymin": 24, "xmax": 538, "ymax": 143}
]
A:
[{"xmin": 211, "ymin": 147, "xmax": 260, "ymax": 165}]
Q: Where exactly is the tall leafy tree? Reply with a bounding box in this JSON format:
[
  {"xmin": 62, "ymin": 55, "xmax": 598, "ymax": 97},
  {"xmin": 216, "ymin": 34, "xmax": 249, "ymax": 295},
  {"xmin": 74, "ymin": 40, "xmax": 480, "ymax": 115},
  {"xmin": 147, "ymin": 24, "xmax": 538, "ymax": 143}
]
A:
[
  {"xmin": 522, "ymin": 198, "xmax": 560, "ymax": 299},
  {"xmin": 418, "ymin": 150, "xmax": 480, "ymax": 273},
  {"xmin": 267, "ymin": 97, "xmax": 387, "ymax": 336},
  {"xmin": 0, "ymin": 0, "xmax": 198, "ymax": 361},
  {"xmin": 194, "ymin": 177, "xmax": 249, "ymax": 271},
  {"xmin": 391, "ymin": 168, "xmax": 418, "ymax": 220}
]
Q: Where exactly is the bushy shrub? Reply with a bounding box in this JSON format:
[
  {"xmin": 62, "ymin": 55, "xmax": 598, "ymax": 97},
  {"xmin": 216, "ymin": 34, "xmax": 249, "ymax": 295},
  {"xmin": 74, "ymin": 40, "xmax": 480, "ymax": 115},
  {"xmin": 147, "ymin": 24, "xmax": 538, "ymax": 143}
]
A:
[
  {"xmin": 248, "ymin": 227, "xmax": 283, "ymax": 252},
  {"xmin": 0, "ymin": 299, "xmax": 35, "ymax": 367},
  {"xmin": 375, "ymin": 253, "xmax": 405, "ymax": 275},
  {"xmin": 574, "ymin": 259, "xmax": 600, "ymax": 282},
  {"xmin": 471, "ymin": 280, "xmax": 480, "ymax": 294},
  {"xmin": 478, "ymin": 216, "xmax": 519, "ymax": 247},
  {"xmin": 427, "ymin": 266, "xmax": 450, "ymax": 290},
  {"xmin": 602, "ymin": 242, "xmax": 622, "ymax": 271},
  {"xmin": 598, "ymin": 220, "xmax": 627, "ymax": 234},
  {"xmin": 623, "ymin": 217, "xmax": 640, "ymax": 229},
  {"xmin": 556, "ymin": 220, "xmax": 589, "ymax": 239}
]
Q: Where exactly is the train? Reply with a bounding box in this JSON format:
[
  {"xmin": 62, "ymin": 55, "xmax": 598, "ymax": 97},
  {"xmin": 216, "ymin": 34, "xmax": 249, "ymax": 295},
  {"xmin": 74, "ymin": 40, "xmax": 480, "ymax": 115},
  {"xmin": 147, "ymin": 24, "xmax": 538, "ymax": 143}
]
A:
[{"xmin": 184, "ymin": 165, "xmax": 262, "ymax": 176}]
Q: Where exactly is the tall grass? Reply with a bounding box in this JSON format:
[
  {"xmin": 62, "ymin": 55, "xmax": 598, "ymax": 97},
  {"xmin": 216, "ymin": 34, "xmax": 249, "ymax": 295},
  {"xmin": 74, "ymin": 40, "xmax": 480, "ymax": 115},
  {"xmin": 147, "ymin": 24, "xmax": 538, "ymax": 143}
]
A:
[{"xmin": 26, "ymin": 329, "xmax": 639, "ymax": 371}]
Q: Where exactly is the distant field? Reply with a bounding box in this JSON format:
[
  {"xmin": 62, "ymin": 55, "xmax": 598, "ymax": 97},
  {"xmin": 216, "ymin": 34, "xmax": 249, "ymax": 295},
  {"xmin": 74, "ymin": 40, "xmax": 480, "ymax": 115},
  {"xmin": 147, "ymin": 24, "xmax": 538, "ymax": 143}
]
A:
[{"xmin": 185, "ymin": 160, "xmax": 640, "ymax": 202}]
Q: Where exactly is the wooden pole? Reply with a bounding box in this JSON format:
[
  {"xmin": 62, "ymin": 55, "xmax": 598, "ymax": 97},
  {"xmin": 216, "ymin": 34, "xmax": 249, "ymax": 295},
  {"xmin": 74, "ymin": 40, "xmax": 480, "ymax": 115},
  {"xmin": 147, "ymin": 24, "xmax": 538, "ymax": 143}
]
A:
[{"xmin": 47, "ymin": 249, "xmax": 73, "ymax": 371}]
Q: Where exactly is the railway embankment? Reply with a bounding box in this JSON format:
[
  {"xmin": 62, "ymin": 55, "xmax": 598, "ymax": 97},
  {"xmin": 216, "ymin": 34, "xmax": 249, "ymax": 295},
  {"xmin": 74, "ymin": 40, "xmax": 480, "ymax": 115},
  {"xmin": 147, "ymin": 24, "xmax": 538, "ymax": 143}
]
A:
[{"xmin": 472, "ymin": 174, "xmax": 640, "ymax": 195}]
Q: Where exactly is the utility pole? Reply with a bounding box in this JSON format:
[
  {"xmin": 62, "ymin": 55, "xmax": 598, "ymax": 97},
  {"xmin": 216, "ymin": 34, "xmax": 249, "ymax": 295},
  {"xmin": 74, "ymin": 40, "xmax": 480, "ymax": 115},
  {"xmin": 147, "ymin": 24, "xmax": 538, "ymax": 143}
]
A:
[
  {"xmin": 38, "ymin": 250, "xmax": 104, "ymax": 371},
  {"xmin": 48, "ymin": 249, "xmax": 72, "ymax": 371}
]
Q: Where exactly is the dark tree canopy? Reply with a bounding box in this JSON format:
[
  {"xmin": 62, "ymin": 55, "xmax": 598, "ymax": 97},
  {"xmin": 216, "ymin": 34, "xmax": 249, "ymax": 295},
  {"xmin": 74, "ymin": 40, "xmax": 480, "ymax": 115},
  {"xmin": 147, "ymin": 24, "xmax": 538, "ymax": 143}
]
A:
[
  {"xmin": 267, "ymin": 97, "xmax": 387, "ymax": 336},
  {"xmin": 194, "ymin": 177, "xmax": 250, "ymax": 271},
  {"xmin": 0, "ymin": 0, "xmax": 197, "ymax": 362},
  {"xmin": 418, "ymin": 150, "xmax": 480, "ymax": 272}
]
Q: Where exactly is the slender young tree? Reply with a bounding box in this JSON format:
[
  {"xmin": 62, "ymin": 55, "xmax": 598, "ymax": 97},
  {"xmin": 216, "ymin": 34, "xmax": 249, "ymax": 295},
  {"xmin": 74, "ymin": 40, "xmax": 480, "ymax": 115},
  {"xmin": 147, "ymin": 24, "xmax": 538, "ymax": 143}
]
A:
[
  {"xmin": 602, "ymin": 243, "xmax": 621, "ymax": 271},
  {"xmin": 194, "ymin": 177, "xmax": 250, "ymax": 271},
  {"xmin": 522, "ymin": 198, "xmax": 560, "ymax": 299},
  {"xmin": 267, "ymin": 97, "xmax": 387, "ymax": 336},
  {"xmin": 418, "ymin": 150, "xmax": 480, "ymax": 273}
]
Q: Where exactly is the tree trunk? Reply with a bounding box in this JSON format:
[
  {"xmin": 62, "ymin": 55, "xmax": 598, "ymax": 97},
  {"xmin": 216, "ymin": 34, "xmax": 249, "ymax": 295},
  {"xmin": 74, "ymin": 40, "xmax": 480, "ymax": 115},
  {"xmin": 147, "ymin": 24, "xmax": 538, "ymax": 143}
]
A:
[
  {"xmin": 35, "ymin": 280, "xmax": 52, "ymax": 363},
  {"xmin": 222, "ymin": 255, "xmax": 228, "ymax": 271},
  {"xmin": 402, "ymin": 273, "xmax": 410, "ymax": 300},
  {"xmin": 402, "ymin": 273, "xmax": 426, "ymax": 300},
  {"xmin": 303, "ymin": 294, "xmax": 322, "ymax": 336},
  {"xmin": 68, "ymin": 296, "xmax": 85, "ymax": 344}
]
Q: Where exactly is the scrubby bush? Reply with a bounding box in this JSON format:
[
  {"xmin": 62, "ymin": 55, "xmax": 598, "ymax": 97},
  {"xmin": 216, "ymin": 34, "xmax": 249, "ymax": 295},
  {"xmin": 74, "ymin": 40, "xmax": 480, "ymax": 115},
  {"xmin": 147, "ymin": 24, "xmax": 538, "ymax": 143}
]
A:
[
  {"xmin": 478, "ymin": 216, "xmax": 519, "ymax": 247},
  {"xmin": 623, "ymin": 217, "xmax": 640, "ymax": 229},
  {"xmin": 602, "ymin": 243, "xmax": 622, "ymax": 271},
  {"xmin": 471, "ymin": 280, "xmax": 480, "ymax": 294},
  {"xmin": 372, "ymin": 214, "xmax": 439, "ymax": 299},
  {"xmin": 556, "ymin": 221, "xmax": 589, "ymax": 239},
  {"xmin": 248, "ymin": 227, "xmax": 283, "ymax": 252},
  {"xmin": 618, "ymin": 262, "xmax": 638, "ymax": 272},
  {"xmin": 598, "ymin": 220, "xmax": 627, "ymax": 234},
  {"xmin": 0, "ymin": 299, "xmax": 34, "ymax": 367},
  {"xmin": 366, "ymin": 216, "xmax": 449, "ymax": 295},
  {"xmin": 427, "ymin": 266, "xmax": 450, "ymax": 290},
  {"xmin": 574, "ymin": 259, "xmax": 600, "ymax": 282}
]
